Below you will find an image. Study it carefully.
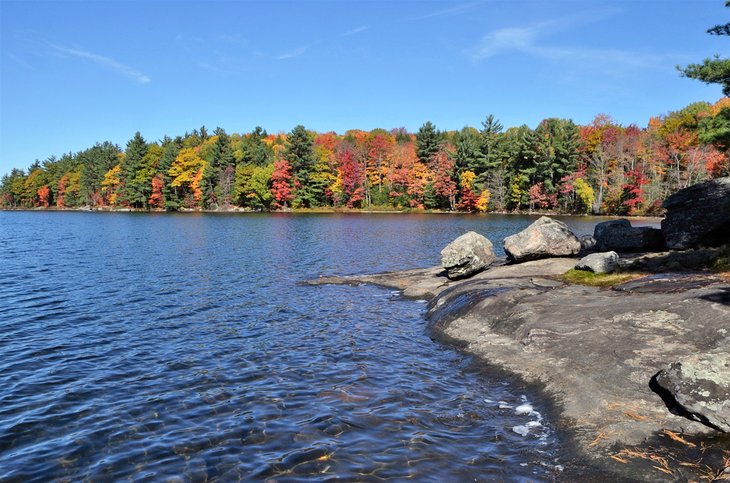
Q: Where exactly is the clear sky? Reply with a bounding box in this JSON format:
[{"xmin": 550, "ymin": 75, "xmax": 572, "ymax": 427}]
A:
[{"xmin": 0, "ymin": 0, "xmax": 727, "ymax": 175}]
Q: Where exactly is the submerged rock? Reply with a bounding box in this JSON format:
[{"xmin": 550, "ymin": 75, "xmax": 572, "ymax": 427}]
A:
[
  {"xmin": 503, "ymin": 216, "xmax": 581, "ymax": 262},
  {"xmin": 440, "ymin": 231, "xmax": 496, "ymax": 280},
  {"xmin": 593, "ymin": 219, "xmax": 663, "ymax": 252},
  {"xmin": 662, "ymin": 177, "xmax": 730, "ymax": 250},
  {"xmin": 575, "ymin": 251, "xmax": 619, "ymax": 274},
  {"xmin": 651, "ymin": 347, "xmax": 730, "ymax": 433}
]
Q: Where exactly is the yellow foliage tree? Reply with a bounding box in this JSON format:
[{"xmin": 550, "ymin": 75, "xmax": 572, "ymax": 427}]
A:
[
  {"xmin": 476, "ymin": 189, "xmax": 491, "ymax": 212},
  {"xmin": 573, "ymin": 178, "xmax": 595, "ymax": 214},
  {"xmin": 169, "ymin": 147, "xmax": 207, "ymax": 207},
  {"xmin": 101, "ymin": 164, "xmax": 122, "ymax": 205},
  {"xmin": 460, "ymin": 170, "xmax": 476, "ymax": 191}
]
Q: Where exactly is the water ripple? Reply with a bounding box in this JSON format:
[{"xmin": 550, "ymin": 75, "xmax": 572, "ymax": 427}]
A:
[{"xmin": 0, "ymin": 211, "xmax": 616, "ymax": 481}]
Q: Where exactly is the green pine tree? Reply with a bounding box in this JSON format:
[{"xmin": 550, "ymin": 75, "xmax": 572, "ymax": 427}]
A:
[
  {"xmin": 120, "ymin": 132, "xmax": 149, "ymax": 208},
  {"xmin": 415, "ymin": 121, "xmax": 444, "ymax": 164},
  {"xmin": 283, "ymin": 125, "xmax": 318, "ymax": 207},
  {"xmin": 679, "ymin": 1, "xmax": 730, "ymax": 95}
]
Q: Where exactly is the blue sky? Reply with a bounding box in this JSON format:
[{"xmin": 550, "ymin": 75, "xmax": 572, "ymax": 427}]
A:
[{"xmin": 0, "ymin": 0, "xmax": 727, "ymax": 175}]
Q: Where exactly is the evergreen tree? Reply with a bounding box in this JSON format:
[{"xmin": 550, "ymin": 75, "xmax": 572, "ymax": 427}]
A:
[
  {"xmin": 283, "ymin": 125, "xmax": 317, "ymax": 207},
  {"xmin": 78, "ymin": 142, "xmax": 121, "ymax": 206},
  {"xmin": 242, "ymin": 127, "xmax": 273, "ymax": 166},
  {"xmin": 422, "ymin": 183, "xmax": 438, "ymax": 209},
  {"xmin": 503, "ymin": 125, "xmax": 537, "ymax": 179},
  {"xmin": 212, "ymin": 128, "xmax": 235, "ymax": 168},
  {"xmin": 532, "ymin": 118, "xmax": 580, "ymax": 193},
  {"xmin": 479, "ymin": 114, "xmax": 504, "ymax": 170},
  {"xmin": 699, "ymin": 106, "xmax": 730, "ymax": 151},
  {"xmin": 679, "ymin": 1, "xmax": 730, "ymax": 95},
  {"xmin": 46, "ymin": 153, "xmax": 84, "ymax": 207},
  {"xmin": 120, "ymin": 132, "xmax": 149, "ymax": 208},
  {"xmin": 415, "ymin": 121, "xmax": 443, "ymax": 164},
  {"xmin": 135, "ymin": 144, "xmax": 163, "ymax": 207},
  {"xmin": 40, "ymin": 155, "xmax": 63, "ymax": 202},
  {"xmin": 200, "ymin": 128, "xmax": 235, "ymax": 208},
  {"xmin": 453, "ymin": 127, "xmax": 482, "ymax": 177},
  {"xmin": 480, "ymin": 125, "xmax": 527, "ymax": 210},
  {"xmin": 159, "ymin": 137, "xmax": 181, "ymax": 210}
]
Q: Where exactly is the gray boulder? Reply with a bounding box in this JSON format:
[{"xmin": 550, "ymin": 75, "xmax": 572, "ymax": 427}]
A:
[
  {"xmin": 593, "ymin": 219, "xmax": 663, "ymax": 252},
  {"xmin": 651, "ymin": 347, "xmax": 730, "ymax": 433},
  {"xmin": 575, "ymin": 251, "xmax": 619, "ymax": 274},
  {"xmin": 503, "ymin": 216, "xmax": 581, "ymax": 263},
  {"xmin": 579, "ymin": 234, "xmax": 597, "ymax": 251},
  {"xmin": 440, "ymin": 231, "xmax": 496, "ymax": 280},
  {"xmin": 662, "ymin": 177, "xmax": 730, "ymax": 250}
]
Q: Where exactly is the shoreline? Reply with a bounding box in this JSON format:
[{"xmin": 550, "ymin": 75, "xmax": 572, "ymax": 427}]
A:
[
  {"xmin": 0, "ymin": 206, "xmax": 664, "ymax": 222},
  {"xmin": 306, "ymin": 258, "xmax": 730, "ymax": 481}
]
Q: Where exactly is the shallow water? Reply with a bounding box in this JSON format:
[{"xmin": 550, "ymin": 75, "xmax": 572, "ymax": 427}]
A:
[{"xmin": 0, "ymin": 212, "xmax": 626, "ymax": 481}]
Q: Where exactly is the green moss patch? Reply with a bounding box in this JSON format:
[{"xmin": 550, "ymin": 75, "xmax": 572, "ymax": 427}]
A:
[
  {"xmin": 559, "ymin": 269, "xmax": 643, "ymax": 287},
  {"xmin": 712, "ymin": 251, "xmax": 730, "ymax": 272}
]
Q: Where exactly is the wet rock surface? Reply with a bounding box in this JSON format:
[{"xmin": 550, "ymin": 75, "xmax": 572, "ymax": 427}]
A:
[
  {"xmin": 593, "ymin": 219, "xmax": 664, "ymax": 252},
  {"xmin": 439, "ymin": 231, "xmax": 496, "ymax": 280},
  {"xmin": 309, "ymin": 259, "xmax": 730, "ymax": 480},
  {"xmin": 503, "ymin": 216, "xmax": 581, "ymax": 262},
  {"xmin": 662, "ymin": 176, "xmax": 730, "ymax": 250}
]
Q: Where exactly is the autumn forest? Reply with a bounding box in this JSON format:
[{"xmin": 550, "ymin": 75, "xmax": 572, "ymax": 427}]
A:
[{"xmin": 2, "ymin": 98, "xmax": 729, "ymax": 215}]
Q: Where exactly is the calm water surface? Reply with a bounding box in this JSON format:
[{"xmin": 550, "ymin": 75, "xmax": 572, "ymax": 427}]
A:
[{"xmin": 0, "ymin": 212, "xmax": 628, "ymax": 481}]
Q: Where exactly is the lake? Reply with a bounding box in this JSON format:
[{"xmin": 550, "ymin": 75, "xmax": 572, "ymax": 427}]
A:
[{"xmin": 0, "ymin": 212, "xmax": 645, "ymax": 481}]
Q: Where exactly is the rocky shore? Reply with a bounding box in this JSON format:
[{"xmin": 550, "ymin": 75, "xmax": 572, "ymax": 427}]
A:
[{"xmin": 307, "ymin": 177, "xmax": 730, "ymax": 481}]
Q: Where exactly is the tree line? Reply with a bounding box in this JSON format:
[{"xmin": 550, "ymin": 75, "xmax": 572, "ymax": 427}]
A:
[
  {"xmin": 3, "ymin": 2, "xmax": 729, "ymax": 215},
  {"xmin": 1, "ymin": 98, "xmax": 728, "ymax": 215}
]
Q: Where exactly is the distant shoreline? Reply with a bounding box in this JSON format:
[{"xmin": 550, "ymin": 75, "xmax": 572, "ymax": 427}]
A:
[{"xmin": 0, "ymin": 206, "xmax": 664, "ymax": 221}]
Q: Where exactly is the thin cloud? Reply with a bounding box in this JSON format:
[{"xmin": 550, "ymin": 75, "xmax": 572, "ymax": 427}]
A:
[
  {"xmin": 196, "ymin": 51, "xmax": 254, "ymax": 75},
  {"xmin": 466, "ymin": 21, "xmax": 664, "ymax": 71},
  {"xmin": 468, "ymin": 25, "xmax": 542, "ymax": 60},
  {"xmin": 216, "ymin": 33, "xmax": 248, "ymax": 46},
  {"xmin": 8, "ymin": 53, "xmax": 35, "ymax": 70},
  {"xmin": 342, "ymin": 25, "xmax": 370, "ymax": 36},
  {"xmin": 537, "ymin": 46, "xmax": 664, "ymax": 70},
  {"xmin": 277, "ymin": 47, "xmax": 307, "ymax": 60},
  {"xmin": 409, "ymin": 1, "xmax": 486, "ymax": 21},
  {"xmin": 50, "ymin": 44, "xmax": 150, "ymax": 84},
  {"xmin": 198, "ymin": 61, "xmax": 227, "ymax": 74}
]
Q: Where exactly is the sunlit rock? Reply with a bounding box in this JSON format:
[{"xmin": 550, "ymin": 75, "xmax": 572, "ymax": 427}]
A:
[
  {"xmin": 440, "ymin": 231, "xmax": 496, "ymax": 280},
  {"xmin": 503, "ymin": 217, "xmax": 581, "ymax": 262}
]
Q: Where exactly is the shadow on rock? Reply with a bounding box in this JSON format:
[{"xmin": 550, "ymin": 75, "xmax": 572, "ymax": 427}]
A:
[
  {"xmin": 699, "ymin": 286, "xmax": 730, "ymax": 307},
  {"xmin": 649, "ymin": 372, "xmax": 725, "ymax": 432}
]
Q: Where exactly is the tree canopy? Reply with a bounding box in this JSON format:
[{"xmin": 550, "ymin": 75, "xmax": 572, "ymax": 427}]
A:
[{"xmin": 2, "ymin": 99, "xmax": 729, "ymax": 215}]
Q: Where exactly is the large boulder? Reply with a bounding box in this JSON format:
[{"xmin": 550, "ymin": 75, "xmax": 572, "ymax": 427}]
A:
[
  {"xmin": 440, "ymin": 231, "xmax": 496, "ymax": 280},
  {"xmin": 662, "ymin": 177, "xmax": 730, "ymax": 250},
  {"xmin": 593, "ymin": 219, "xmax": 663, "ymax": 252},
  {"xmin": 575, "ymin": 251, "xmax": 619, "ymax": 274},
  {"xmin": 503, "ymin": 216, "xmax": 581, "ymax": 263},
  {"xmin": 651, "ymin": 347, "xmax": 730, "ymax": 433}
]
